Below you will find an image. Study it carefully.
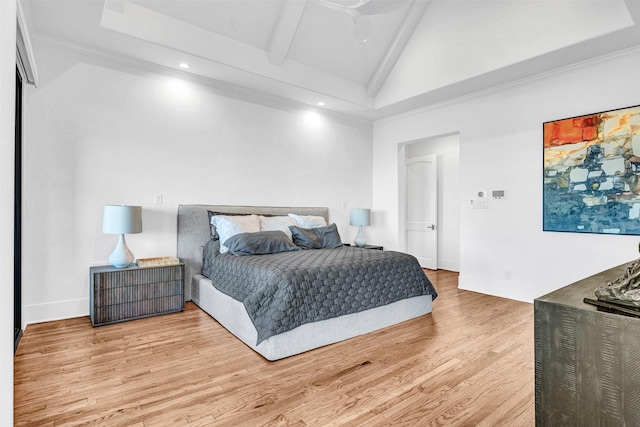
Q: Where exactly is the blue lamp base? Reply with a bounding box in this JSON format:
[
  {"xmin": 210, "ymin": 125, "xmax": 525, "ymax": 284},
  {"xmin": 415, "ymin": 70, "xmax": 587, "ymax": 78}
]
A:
[
  {"xmin": 109, "ymin": 234, "xmax": 135, "ymax": 268},
  {"xmin": 354, "ymin": 225, "xmax": 367, "ymax": 247}
]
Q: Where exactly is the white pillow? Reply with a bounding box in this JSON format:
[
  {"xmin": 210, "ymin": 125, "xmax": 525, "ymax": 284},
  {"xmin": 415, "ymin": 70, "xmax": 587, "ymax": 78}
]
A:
[
  {"xmin": 259, "ymin": 215, "xmax": 297, "ymax": 239},
  {"xmin": 288, "ymin": 213, "xmax": 327, "ymax": 229},
  {"xmin": 210, "ymin": 214, "xmax": 260, "ymax": 253}
]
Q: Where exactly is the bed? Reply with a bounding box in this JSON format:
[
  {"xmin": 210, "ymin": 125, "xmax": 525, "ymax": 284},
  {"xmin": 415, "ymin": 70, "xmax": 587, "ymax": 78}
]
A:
[{"xmin": 177, "ymin": 204, "xmax": 437, "ymax": 361}]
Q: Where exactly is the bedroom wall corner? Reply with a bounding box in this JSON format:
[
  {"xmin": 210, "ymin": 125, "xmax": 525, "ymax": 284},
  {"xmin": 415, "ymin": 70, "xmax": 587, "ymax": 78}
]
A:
[{"xmin": 0, "ymin": 1, "xmax": 17, "ymax": 425}]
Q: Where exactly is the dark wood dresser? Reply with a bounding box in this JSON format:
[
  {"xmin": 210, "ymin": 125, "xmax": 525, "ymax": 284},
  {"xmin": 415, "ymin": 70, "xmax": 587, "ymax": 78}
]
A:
[{"xmin": 535, "ymin": 261, "xmax": 640, "ymax": 426}]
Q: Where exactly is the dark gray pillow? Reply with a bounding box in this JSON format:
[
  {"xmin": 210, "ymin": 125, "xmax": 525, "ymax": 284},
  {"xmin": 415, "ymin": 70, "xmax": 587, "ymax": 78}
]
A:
[
  {"xmin": 224, "ymin": 231, "xmax": 300, "ymax": 256},
  {"xmin": 289, "ymin": 223, "xmax": 342, "ymax": 249}
]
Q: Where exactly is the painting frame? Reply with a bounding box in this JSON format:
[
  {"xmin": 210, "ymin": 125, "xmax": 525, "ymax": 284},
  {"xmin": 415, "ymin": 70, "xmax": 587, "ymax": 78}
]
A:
[{"xmin": 543, "ymin": 104, "xmax": 640, "ymax": 235}]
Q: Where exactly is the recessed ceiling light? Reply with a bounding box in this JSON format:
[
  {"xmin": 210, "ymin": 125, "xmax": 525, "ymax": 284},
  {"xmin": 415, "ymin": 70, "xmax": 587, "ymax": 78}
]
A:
[
  {"xmin": 317, "ymin": 101, "xmax": 325, "ymax": 106},
  {"xmin": 179, "ymin": 63, "xmax": 190, "ymax": 69}
]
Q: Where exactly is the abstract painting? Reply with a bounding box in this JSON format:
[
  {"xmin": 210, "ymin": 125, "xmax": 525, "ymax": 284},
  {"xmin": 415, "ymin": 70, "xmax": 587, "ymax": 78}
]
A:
[{"xmin": 543, "ymin": 105, "xmax": 640, "ymax": 234}]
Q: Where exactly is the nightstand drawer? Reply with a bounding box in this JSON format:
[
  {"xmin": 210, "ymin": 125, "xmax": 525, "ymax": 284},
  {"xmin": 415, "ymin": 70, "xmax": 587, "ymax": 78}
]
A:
[{"xmin": 90, "ymin": 263, "xmax": 184, "ymax": 326}]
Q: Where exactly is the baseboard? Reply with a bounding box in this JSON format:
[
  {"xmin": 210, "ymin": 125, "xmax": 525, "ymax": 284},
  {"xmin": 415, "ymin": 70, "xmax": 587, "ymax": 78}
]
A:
[
  {"xmin": 457, "ymin": 275, "xmax": 540, "ymax": 303},
  {"xmin": 437, "ymin": 258, "xmax": 459, "ymax": 272},
  {"xmin": 23, "ymin": 298, "xmax": 88, "ymax": 325}
]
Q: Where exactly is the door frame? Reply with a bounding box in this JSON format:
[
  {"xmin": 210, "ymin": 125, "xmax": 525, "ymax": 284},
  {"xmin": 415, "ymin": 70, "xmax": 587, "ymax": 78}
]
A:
[
  {"xmin": 14, "ymin": 64, "xmax": 23, "ymax": 352},
  {"xmin": 398, "ymin": 132, "xmax": 461, "ymax": 271}
]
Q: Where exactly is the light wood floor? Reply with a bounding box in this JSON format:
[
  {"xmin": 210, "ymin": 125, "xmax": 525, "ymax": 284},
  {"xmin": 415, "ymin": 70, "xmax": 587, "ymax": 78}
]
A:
[{"xmin": 14, "ymin": 270, "xmax": 534, "ymax": 426}]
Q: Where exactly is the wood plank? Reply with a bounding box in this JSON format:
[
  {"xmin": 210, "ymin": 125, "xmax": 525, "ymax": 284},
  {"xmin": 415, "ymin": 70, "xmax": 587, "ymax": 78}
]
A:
[{"xmin": 14, "ymin": 270, "xmax": 534, "ymax": 426}]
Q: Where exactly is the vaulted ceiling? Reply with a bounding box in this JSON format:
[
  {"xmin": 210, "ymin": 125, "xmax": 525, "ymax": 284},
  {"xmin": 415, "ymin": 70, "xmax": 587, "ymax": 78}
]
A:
[{"xmin": 22, "ymin": 0, "xmax": 640, "ymax": 121}]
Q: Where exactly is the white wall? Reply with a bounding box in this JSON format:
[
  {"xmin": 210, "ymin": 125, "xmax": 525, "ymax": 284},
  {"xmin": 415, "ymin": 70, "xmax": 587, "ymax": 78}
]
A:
[
  {"xmin": 403, "ymin": 134, "xmax": 460, "ymax": 271},
  {"xmin": 0, "ymin": 1, "xmax": 16, "ymax": 424},
  {"xmin": 373, "ymin": 47, "xmax": 640, "ymax": 302},
  {"xmin": 22, "ymin": 42, "xmax": 373, "ymax": 324}
]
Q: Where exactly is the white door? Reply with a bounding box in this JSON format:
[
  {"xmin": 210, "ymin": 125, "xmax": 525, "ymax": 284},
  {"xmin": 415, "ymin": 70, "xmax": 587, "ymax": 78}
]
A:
[{"xmin": 405, "ymin": 154, "xmax": 438, "ymax": 269}]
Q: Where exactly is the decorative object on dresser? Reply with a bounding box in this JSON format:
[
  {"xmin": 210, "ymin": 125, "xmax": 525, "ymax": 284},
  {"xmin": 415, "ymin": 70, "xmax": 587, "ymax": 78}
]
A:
[
  {"xmin": 584, "ymin": 253, "xmax": 640, "ymax": 317},
  {"xmin": 90, "ymin": 263, "xmax": 184, "ymax": 326},
  {"xmin": 102, "ymin": 205, "xmax": 142, "ymax": 268},
  {"xmin": 349, "ymin": 207, "xmax": 371, "ymax": 247}
]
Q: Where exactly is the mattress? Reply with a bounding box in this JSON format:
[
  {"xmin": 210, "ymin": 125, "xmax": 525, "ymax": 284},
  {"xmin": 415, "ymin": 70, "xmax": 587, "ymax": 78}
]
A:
[{"xmin": 192, "ymin": 273, "xmax": 433, "ymax": 361}]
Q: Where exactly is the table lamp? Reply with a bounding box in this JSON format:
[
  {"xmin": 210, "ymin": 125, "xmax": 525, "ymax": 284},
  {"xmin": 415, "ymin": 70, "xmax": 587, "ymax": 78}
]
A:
[
  {"xmin": 102, "ymin": 205, "xmax": 142, "ymax": 268},
  {"xmin": 350, "ymin": 208, "xmax": 371, "ymax": 247}
]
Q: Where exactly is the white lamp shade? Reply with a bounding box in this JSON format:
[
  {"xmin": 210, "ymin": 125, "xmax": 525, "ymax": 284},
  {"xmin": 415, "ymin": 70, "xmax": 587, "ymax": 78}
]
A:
[
  {"xmin": 102, "ymin": 205, "xmax": 142, "ymax": 235},
  {"xmin": 350, "ymin": 208, "xmax": 371, "ymax": 226}
]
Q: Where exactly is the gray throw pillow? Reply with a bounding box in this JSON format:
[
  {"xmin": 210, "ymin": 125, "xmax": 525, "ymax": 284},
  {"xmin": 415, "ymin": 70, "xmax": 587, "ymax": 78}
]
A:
[
  {"xmin": 224, "ymin": 231, "xmax": 300, "ymax": 256},
  {"xmin": 289, "ymin": 223, "xmax": 342, "ymax": 249}
]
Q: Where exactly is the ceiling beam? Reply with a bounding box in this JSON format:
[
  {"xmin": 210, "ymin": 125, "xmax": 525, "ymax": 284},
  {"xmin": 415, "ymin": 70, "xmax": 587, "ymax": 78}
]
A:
[
  {"xmin": 267, "ymin": 0, "xmax": 308, "ymax": 66},
  {"xmin": 366, "ymin": 0, "xmax": 431, "ymax": 98}
]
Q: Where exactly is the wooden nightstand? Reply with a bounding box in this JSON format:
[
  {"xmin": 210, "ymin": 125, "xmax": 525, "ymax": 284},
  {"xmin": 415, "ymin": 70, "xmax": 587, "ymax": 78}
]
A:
[
  {"xmin": 361, "ymin": 244, "xmax": 383, "ymax": 250},
  {"xmin": 344, "ymin": 243, "xmax": 384, "ymax": 250},
  {"xmin": 90, "ymin": 263, "xmax": 184, "ymax": 326}
]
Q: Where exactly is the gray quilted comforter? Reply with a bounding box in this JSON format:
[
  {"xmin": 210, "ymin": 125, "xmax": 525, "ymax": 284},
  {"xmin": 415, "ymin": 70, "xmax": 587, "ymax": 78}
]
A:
[{"xmin": 202, "ymin": 240, "xmax": 437, "ymax": 344}]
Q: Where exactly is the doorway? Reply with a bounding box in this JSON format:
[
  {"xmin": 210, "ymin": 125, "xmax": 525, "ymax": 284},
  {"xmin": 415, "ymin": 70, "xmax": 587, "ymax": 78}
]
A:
[
  {"xmin": 14, "ymin": 65, "xmax": 23, "ymax": 352},
  {"xmin": 399, "ymin": 134, "xmax": 460, "ymax": 272}
]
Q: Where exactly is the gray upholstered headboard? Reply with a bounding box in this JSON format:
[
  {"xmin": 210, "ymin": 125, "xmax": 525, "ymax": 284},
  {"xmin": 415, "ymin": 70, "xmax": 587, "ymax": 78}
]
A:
[{"xmin": 176, "ymin": 205, "xmax": 329, "ymax": 301}]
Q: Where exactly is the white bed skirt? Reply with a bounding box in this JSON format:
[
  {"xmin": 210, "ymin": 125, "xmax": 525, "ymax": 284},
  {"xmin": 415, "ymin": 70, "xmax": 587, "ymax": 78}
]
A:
[{"xmin": 191, "ymin": 274, "xmax": 433, "ymax": 361}]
